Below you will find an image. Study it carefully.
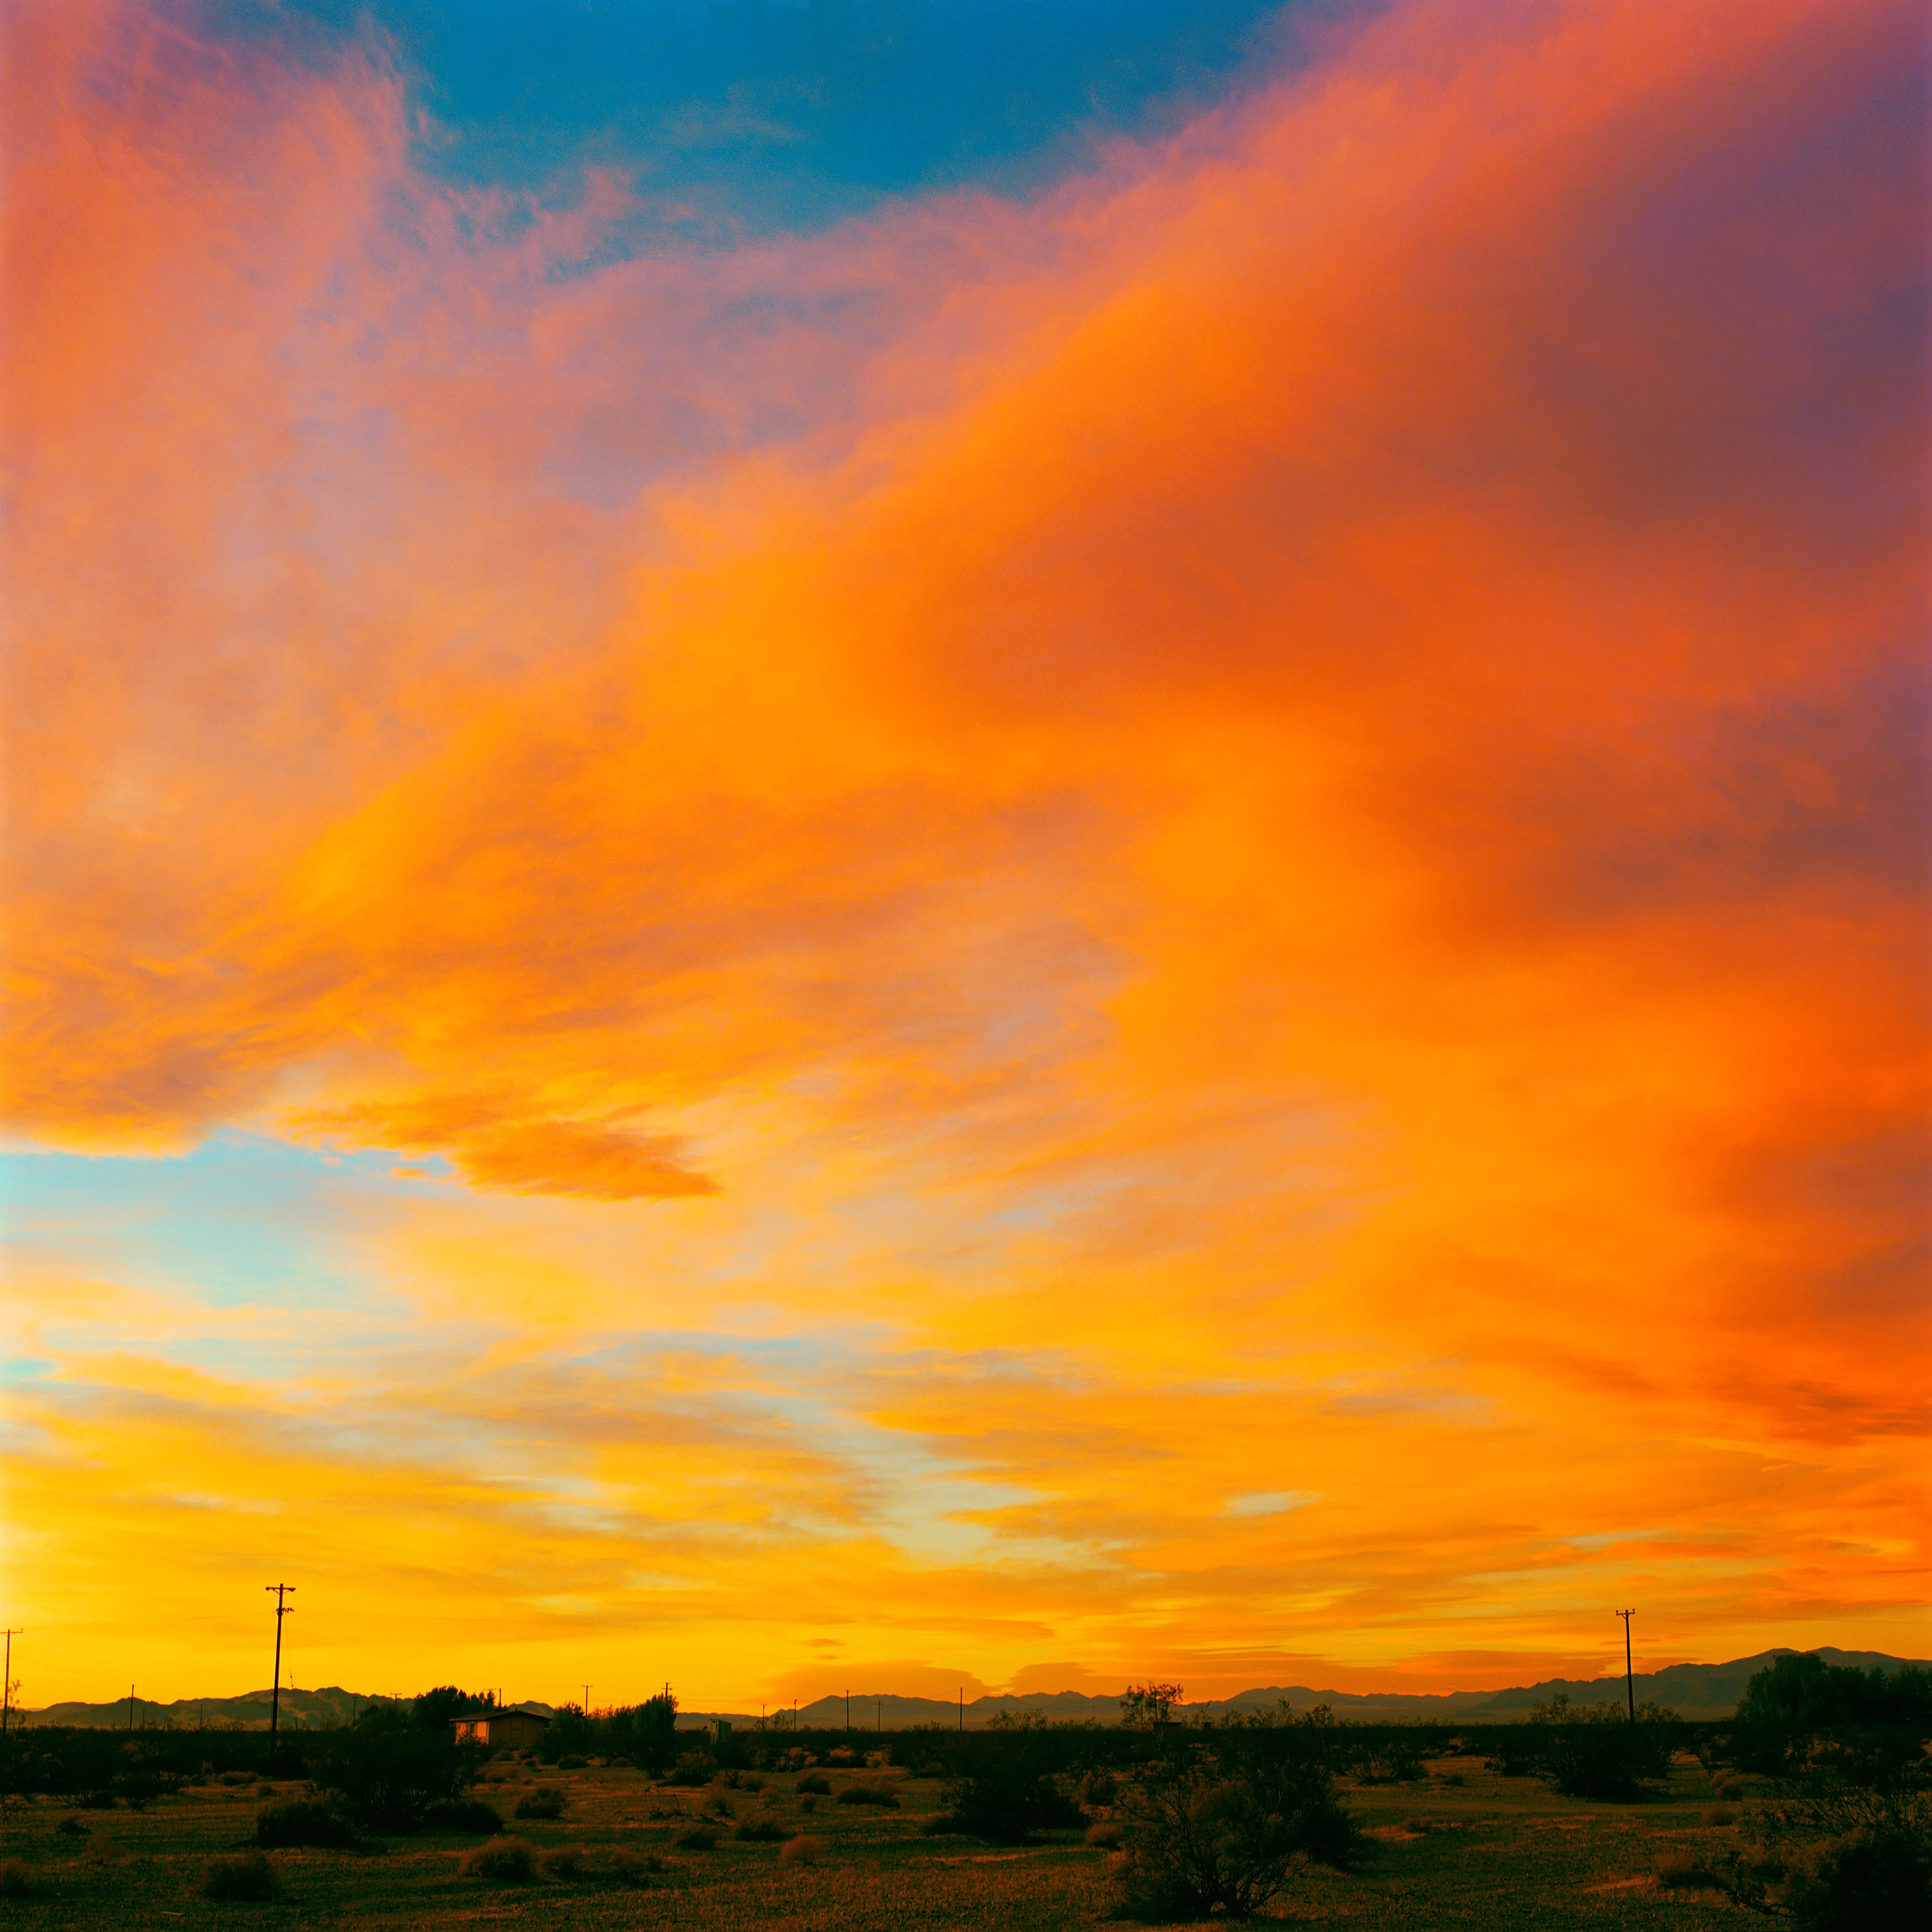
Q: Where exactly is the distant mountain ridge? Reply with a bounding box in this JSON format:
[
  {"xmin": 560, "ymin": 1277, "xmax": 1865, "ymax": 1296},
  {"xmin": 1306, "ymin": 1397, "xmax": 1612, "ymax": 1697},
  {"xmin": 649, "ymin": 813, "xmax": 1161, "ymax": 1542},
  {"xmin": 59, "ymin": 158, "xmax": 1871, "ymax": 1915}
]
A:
[
  {"xmin": 23, "ymin": 1647, "xmax": 1923, "ymax": 1731},
  {"xmin": 681, "ymin": 1648, "xmax": 1925, "ymax": 1730}
]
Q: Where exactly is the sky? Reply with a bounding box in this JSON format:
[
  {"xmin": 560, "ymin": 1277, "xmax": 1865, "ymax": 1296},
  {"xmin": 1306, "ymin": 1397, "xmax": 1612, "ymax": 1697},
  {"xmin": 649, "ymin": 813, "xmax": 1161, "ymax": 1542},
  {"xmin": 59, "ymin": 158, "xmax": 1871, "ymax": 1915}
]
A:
[{"xmin": 3, "ymin": 0, "xmax": 1926, "ymax": 1714}]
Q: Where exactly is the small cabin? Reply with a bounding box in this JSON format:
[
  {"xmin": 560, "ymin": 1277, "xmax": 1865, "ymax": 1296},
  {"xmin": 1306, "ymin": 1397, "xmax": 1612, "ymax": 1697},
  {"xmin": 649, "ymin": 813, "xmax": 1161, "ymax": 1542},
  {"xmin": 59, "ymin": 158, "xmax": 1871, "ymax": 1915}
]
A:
[{"xmin": 451, "ymin": 1708, "xmax": 551, "ymax": 1749}]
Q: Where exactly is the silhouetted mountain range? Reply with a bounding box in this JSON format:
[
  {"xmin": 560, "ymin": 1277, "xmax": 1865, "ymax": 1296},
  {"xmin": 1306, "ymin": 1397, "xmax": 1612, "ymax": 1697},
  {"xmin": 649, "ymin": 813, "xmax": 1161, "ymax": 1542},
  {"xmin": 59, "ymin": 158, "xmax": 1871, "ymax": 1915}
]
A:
[{"xmin": 24, "ymin": 1647, "xmax": 1925, "ymax": 1731}]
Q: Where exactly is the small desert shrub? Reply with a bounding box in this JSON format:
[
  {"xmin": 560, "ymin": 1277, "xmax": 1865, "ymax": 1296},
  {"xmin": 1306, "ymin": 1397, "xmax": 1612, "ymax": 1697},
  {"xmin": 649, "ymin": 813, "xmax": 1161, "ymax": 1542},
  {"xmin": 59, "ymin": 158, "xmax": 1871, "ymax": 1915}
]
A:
[
  {"xmin": 1528, "ymin": 1700, "xmax": 1680, "ymax": 1800},
  {"xmin": 256, "ymin": 1798, "xmax": 357, "ymax": 1848},
  {"xmin": 514, "ymin": 1787, "xmax": 565, "ymax": 1820},
  {"xmin": 1714, "ymin": 1776, "xmax": 1743, "ymax": 1800},
  {"xmin": 780, "ymin": 1834, "xmax": 824, "ymax": 1866},
  {"xmin": 672, "ymin": 1825, "xmax": 716, "ymax": 1850},
  {"xmin": 796, "ymin": 1773, "xmax": 831, "ymax": 1795},
  {"xmin": 704, "ymin": 1790, "xmax": 735, "ymax": 1818},
  {"xmin": 758, "ymin": 1788, "xmax": 779, "ymax": 1807},
  {"xmin": 665, "ymin": 1751, "xmax": 714, "ymax": 1787},
  {"xmin": 1116, "ymin": 1751, "xmax": 1370, "ymax": 1921},
  {"xmin": 797, "ymin": 1793, "xmax": 818, "ymax": 1813},
  {"xmin": 1656, "ymin": 1849, "xmax": 1718, "ymax": 1890},
  {"xmin": 740, "ymin": 1773, "xmax": 766, "ymax": 1792},
  {"xmin": 1086, "ymin": 1820, "xmax": 1122, "ymax": 1848},
  {"xmin": 541, "ymin": 1846, "xmax": 582, "ymax": 1879},
  {"xmin": 1784, "ymin": 1822, "xmax": 1932, "ymax": 1932},
  {"xmin": 1701, "ymin": 1804, "xmax": 1736, "ymax": 1826},
  {"xmin": 460, "ymin": 1836, "xmax": 536, "ymax": 1882},
  {"xmin": 423, "ymin": 1797, "xmax": 503, "ymax": 1834},
  {"xmin": 836, "ymin": 1782, "xmax": 900, "ymax": 1808},
  {"xmin": 1080, "ymin": 1768, "xmax": 1119, "ymax": 1807},
  {"xmin": 938, "ymin": 1757, "xmax": 1082, "ymax": 1844},
  {"xmin": 57, "ymin": 1816, "xmax": 89, "ymax": 1836},
  {"xmin": 1441, "ymin": 1772, "xmax": 1467, "ymax": 1787},
  {"xmin": 736, "ymin": 1817, "xmax": 786, "ymax": 1841},
  {"xmin": 916, "ymin": 1760, "xmax": 945, "ymax": 1779},
  {"xmin": 218, "ymin": 1770, "xmax": 255, "ymax": 1787},
  {"xmin": 204, "ymin": 1850, "xmax": 280, "ymax": 1900},
  {"xmin": 555, "ymin": 1754, "xmax": 589, "ymax": 1769},
  {"xmin": 0, "ymin": 1862, "xmax": 30, "ymax": 1899}
]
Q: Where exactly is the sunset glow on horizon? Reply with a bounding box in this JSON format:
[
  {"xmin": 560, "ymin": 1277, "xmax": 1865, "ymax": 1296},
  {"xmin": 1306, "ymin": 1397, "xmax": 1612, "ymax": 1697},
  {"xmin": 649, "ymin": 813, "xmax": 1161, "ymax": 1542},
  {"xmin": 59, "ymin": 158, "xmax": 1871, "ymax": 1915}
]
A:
[{"xmin": 4, "ymin": 0, "xmax": 1926, "ymax": 1713}]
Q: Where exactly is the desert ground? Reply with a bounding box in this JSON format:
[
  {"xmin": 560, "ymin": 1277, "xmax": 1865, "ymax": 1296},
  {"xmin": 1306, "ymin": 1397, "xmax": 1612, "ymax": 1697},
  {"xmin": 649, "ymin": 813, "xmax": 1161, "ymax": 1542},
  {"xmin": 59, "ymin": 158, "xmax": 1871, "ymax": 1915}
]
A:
[{"xmin": 0, "ymin": 1748, "xmax": 1755, "ymax": 1928}]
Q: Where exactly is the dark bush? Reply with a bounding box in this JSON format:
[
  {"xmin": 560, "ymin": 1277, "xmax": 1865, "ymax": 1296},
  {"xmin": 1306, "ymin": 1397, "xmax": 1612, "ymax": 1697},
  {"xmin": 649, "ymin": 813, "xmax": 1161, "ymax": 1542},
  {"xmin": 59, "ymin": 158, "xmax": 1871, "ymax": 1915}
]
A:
[
  {"xmin": 57, "ymin": 1816, "xmax": 89, "ymax": 1836},
  {"xmin": 1655, "ymin": 1849, "xmax": 1718, "ymax": 1889},
  {"xmin": 0, "ymin": 1862, "xmax": 28, "ymax": 1899},
  {"xmin": 664, "ymin": 1751, "xmax": 714, "ymax": 1787},
  {"xmin": 1079, "ymin": 1768, "xmax": 1118, "ymax": 1807},
  {"xmin": 204, "ymin": 1850, "xmax": 280, "ymax": 1900},
  {"xmin": 795, "ymin": 1773, "xmax": 831, "ymax": 1795},
  {"xmin": 1786, "ymin": 1820, "xmax": 1932, "ymax": 1931},
  {"xmin": 1351, "ymin": 1740, "xmax": 1427, "ymax": 1784},
  {"xmin": 1526, "ymin": 1697, "xmax": 1679, "ymax": 1800},
  {"xmin": 1115, "ymin": 1748, "xmax": 1369, "ymax": 1921},
  {"xmin": 304, "ymin": 1726, "xmax": 484, "ymax": 1832},
  {"xmin": 460, "ymin": 1836, "xmax": 536, "ymax": 1882},
  {"xmin": 836, "ymin": 1782, "xmax": 900, "ymax": 1808},
  {"xmin": 556, "ymin": 1754, "xmax": 589, "ymax": 1770},
  {"xmin": 256, "ymin": 1798, "xmax": 357, "ymax": 1848},
  {"xmin": 736, "ymin": 1817, "xmax": 786, "ymax": 1841},
  {"xmin": 514, "ymin": 1787, "xmax": 565, "ymax": 1820},
  {"xmin": 422, "ymin": 1798, "xmax": 504, "ymax": 1834},
  {"xmin": 937, "ymin": 1739, "xmax": 1082, "ymax": 1844},
  {"xmin": 672, "ymin": 1824, "xmax": 716, "ymax": 1850}
]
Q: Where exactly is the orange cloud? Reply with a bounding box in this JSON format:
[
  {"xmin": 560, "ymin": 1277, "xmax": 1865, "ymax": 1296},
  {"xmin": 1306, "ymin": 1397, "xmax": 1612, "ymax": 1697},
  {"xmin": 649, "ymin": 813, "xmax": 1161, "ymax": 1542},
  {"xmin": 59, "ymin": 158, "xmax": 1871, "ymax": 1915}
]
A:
[
  {"xmin": 3, "ymin": 0, "xmax": 1923, "ymax": 1705},
  {"xmin": 292, "ymin": 1095, "xmax": 716, "ymax": 1199}
]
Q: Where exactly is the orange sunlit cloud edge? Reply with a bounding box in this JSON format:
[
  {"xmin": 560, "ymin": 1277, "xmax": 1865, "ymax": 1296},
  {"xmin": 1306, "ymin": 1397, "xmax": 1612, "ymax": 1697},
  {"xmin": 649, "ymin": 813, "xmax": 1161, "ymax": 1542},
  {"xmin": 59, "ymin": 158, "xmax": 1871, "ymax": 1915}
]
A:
[{"xmin": 2, "ymin": 0, "xmax": 1926, "ymax": 1710}]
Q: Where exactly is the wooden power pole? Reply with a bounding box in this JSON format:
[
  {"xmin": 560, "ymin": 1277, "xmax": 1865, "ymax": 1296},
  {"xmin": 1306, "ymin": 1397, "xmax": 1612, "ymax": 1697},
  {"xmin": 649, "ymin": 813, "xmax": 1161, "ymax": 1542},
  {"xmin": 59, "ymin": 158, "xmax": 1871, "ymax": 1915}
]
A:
[
  {"xmin": 1, "ymin": 1629, "xmax": 19, "ymax": 1735},
  {"xmin": 265, "ymin": 1585, "xmax": 295, "ymax": 1752},
  {"xmin": 1614, "ymin": 1608, "xmax": 1636, "ymax": 1722}
]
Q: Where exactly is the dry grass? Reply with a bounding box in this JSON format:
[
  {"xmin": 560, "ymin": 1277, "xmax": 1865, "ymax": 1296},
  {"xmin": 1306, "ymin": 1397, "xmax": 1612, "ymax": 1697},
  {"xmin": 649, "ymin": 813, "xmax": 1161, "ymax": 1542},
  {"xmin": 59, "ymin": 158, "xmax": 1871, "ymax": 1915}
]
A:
[
  {"xmin": 203, "ymin": 1849, "xmax": 279, "ymax": 1900},
  {"xmin": 460, "ymin": 1836, "xmax": 537, "ymax": 1882},
  {"xmin": 780, "ymin": 1833, "xmax": 825, "ymax": 1865},
  {"xmin": 1655, "ymin": 1848, "xmax": 1719, "ymax": 1890}
]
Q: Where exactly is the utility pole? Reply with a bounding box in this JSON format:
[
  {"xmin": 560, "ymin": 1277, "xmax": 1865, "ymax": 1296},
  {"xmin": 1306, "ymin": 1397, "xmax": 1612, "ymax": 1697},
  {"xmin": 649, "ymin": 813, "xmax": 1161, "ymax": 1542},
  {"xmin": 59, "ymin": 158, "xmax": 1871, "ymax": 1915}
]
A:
[
  {"xmin": 1615, "ymin": 1609, "xmax": 1636, "ymax": 1722},
  {"xmin": 128, "ymin": 1683, "xmax": 136, "ymax": 1730},
  {"xmin": 583, "ymin": 1684, "xmax": 591, "ymax": 1714},
  {"xmin": 1, "ymin": 1629, "xmax": 19, "ymax": 1734},
  {"xmin": 265, "ymin": 1585, "xmax": 295, "ymax": 1753}
]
